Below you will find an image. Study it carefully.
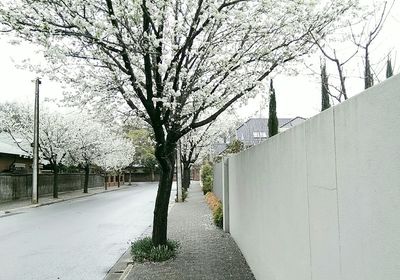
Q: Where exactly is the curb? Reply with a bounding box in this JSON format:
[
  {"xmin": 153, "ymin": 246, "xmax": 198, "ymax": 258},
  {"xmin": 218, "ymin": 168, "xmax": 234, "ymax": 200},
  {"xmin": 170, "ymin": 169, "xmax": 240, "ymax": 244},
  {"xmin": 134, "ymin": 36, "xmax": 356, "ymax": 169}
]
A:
[
  {"xmin": 104, "ymin": 198, "xmax": 177, "ymax": 280},
  {"xmin": 0, "ymin": 184, "xmax": 135, "ymax": 217}
]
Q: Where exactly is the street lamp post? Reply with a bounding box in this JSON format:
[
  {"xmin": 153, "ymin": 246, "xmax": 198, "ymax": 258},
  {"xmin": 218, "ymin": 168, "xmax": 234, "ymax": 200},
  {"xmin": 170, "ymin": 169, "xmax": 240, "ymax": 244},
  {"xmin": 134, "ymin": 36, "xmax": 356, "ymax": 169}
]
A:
[{"xmin": 32, "ymin": 78, "xmax": 41, "ymax": 204}]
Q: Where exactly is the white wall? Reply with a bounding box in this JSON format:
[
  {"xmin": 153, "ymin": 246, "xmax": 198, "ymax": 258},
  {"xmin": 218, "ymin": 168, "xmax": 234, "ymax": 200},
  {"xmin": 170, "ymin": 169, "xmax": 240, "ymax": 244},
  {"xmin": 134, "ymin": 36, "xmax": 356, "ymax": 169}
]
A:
[
  {"xmin": 213, "ymin": 161, "xmax": 224, "ymax": 201},
  {"xmin": 227, "ymin": 74, "xmax": 400, "ymax": 280}
]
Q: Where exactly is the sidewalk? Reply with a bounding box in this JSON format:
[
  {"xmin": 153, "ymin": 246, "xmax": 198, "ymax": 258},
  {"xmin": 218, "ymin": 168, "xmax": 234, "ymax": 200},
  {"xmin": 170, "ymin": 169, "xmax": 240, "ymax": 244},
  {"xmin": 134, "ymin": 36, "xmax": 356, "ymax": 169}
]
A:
[
  {"xmin": 106, "ymin": 182, "xmax": 255, "ymax": 280},
  {"xmin": 0, "ymin": 184, "xmax": 133, "ymax": 214}
]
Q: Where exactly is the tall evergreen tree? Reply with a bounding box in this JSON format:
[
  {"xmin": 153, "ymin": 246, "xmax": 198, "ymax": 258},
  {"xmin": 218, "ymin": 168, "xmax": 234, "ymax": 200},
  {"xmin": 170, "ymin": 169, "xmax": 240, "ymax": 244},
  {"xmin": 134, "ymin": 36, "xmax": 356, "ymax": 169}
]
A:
[
  {"xmin": 386, "ymin": 57, "xmax": 393, "ymax": 78},
  {"xmin": 321, "ymin": 61, "xmax": 331, "ymax": 111},
  {"xmin": 268, "ymin": 79, "xmax": 279, "ymax": 137},
  {"xmin": 364, "ymin": 49, "xmax": 374, "ymax": 89}
]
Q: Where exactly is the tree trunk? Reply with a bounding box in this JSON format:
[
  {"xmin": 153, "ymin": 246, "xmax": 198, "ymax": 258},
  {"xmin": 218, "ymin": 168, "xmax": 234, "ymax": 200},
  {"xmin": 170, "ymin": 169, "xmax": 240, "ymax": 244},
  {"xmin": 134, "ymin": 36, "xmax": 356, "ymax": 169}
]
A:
[
  {"xmin": 152, "ymin": 143, "xmax": 176, "ymax": 246},
  {"xmin": 104, "ymin": 173, "xmax": 108, "ymax": 190},
  {"xmin": 117, "ymin": 172, "xmax": 120, "ymax": 188},
  {"xmin": 182, "ymin": 164, "xmax": 191, "ymax": 190},
  {"xmin": 53, "ymin": 164, "xmax": 59, "ymax": 198},
  {"xmin": 83, "ymin": 164, "xmax": 89, "ymax": 193}
]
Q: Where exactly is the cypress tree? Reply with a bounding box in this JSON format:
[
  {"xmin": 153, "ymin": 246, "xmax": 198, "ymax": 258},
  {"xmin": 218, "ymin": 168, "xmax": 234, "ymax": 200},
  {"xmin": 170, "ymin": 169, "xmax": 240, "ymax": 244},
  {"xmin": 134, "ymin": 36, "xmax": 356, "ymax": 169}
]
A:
[
  {"xmin": 364, "ymin": 49, "xmax": 374, "ymax": 89},
  {"xmin": 268, "ymin": 79, "xmax": 279, "ymax": 137},
  {"xmin": 386, "ymin": 57, "xmax": 393, "ymax": 78},
  {"xmin": 321, "ymin": 61, "xmax": 331, "ymax": 111}
]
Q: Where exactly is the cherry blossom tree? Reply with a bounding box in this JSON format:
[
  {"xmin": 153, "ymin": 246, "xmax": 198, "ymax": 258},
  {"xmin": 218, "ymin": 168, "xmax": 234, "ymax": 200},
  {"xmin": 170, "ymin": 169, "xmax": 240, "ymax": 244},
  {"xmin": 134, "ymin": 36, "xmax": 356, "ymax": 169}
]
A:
[
  {"xmin": 95, "ymin": 136, "xmax": 135, "ymax": 188},
  {"xmin": 0, "ymin": 102, "xmax": 72, "ymax": 198},
  {"xmin": 67, "ymin": 117, "xmax": 114, "ymax": 193},
  {"xmin": 0, "ymin": 0, "xmax": 355, "ymax": 245},
  {"xmin": 180, "ymin": 111, "xmax": 239, "ymax": 189}
]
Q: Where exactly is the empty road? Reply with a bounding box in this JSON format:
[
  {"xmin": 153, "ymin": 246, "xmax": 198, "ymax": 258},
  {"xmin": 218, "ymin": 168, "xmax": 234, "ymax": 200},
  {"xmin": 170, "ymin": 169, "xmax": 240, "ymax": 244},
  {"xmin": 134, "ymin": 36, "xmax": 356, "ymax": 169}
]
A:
[{"xmin": 0, "ymin": 182, "xmax": 175, "ymax": 280}]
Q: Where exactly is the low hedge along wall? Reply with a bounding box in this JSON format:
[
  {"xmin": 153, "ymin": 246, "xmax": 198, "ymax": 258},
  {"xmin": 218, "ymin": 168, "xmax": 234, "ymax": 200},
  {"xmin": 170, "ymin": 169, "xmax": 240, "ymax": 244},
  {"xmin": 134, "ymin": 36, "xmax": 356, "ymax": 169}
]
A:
[{"xmin": 205, "ymin": 191, "xmax": 223, "ymax": 228}]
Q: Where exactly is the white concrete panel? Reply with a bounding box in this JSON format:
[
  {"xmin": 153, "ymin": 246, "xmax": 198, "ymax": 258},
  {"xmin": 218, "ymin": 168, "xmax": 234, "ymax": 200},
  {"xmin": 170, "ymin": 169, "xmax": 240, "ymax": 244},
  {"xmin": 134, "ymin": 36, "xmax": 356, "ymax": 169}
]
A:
[
  {"xmin": 225, "ymin": 74, "xmax": 400, "ymax": 280},
  {"xmin": 334, "ymin": 74, "xmax": 400, "ymax": 280},
  {"xmin": 229, "ymin": 124, "xmax": 311, "ymax": 280},
  {"xmin": 305, "ymin": 108, "xmax": 341, "ymax": 280},
  {"xmin": 213, "ymin": 161, "xmax": 223, "ymax": 201}
]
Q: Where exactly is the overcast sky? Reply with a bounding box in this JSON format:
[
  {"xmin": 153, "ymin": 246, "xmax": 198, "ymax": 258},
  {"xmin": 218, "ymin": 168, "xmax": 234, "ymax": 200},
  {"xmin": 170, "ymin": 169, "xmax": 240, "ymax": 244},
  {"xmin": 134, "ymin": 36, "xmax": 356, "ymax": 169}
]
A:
[{"xmin": 0, "ymin": 0, "xmax": 399, "ymax": 121}]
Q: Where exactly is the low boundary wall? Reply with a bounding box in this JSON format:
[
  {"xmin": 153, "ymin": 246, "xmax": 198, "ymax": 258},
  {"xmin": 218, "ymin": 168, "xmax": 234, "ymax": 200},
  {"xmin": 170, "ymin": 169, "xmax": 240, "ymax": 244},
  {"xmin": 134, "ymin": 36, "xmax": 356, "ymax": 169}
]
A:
[{"xmin": 0, "ymin": 173, "xmax": 104, "ymax": 202}]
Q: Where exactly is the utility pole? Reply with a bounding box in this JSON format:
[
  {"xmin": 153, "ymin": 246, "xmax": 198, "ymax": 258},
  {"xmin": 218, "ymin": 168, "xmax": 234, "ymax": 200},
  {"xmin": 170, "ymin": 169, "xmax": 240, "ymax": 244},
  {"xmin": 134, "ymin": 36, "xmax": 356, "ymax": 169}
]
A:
[
  {"xmin": 176, "ymin": 140, "xmax": 183, "ymax": 202},
  {"xmin": 32, "ymin": 78, "xmax": 41, "ymax": 204}
]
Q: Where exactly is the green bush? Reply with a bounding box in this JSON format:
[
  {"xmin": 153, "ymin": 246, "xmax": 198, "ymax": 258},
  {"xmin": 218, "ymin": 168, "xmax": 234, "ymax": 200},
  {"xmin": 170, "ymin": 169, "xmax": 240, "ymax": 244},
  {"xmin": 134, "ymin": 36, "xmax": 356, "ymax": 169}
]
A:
[
  {"xmin": 213, "ymin": 203, "xmax": 223, "ymax": 228},
  {"xmin": 201, "ymin": 163, "xmax": 213, "ymax": 194},
  {"xmin": 131, "ymin": 237, "xmax": 179, "ymax": 263},
  {"xmin": 205, "ymin": 192, "xmax": 224, "ymax": 229}
]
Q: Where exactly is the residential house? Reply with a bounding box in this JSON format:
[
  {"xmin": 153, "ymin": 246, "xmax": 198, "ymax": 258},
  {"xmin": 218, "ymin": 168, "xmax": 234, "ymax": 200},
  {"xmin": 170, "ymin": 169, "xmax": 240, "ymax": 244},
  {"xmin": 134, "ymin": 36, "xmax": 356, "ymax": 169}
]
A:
[
  {"xmin": 0, "ymin": 132, "xmax": 32, "ymax": 173},
  {"xmin": 212, "ymin": 117, "xmax": 306, "ymax": 156}
]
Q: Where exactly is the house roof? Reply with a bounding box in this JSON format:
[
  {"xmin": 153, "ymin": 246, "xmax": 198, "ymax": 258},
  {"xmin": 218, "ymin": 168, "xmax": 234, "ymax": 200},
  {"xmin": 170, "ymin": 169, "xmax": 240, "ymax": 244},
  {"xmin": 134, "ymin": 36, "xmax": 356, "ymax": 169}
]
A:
[
  {"xmin": 211, "ymin": 117, "xmax": 306, "ymax": 156},
  {"xmin": 0, "ymin": 132, "xmax": 31, "ymax": 157},
  {"xmin": 280, "ymin": 116, "xmax": 306, "ymax": 129},
  {"xmin": 236, "ymin": 117, "xmax": 294, "ymax": 132},
  {"xmin": 212, "ymin": 143, "xmax": 228, "ymax": 156},
  {"xmin": 234, "ymin": 117, "xmax": 306, "ymax": 145}
]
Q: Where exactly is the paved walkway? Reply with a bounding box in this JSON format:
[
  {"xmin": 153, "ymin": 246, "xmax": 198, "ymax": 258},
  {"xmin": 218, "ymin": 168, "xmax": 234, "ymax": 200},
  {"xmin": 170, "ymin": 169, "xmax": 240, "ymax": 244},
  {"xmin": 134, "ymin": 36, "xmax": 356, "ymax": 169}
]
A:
[
  {"xmin": 107, "ymin": 182, "xmax": 255, "ymax": 280},
  {"xmin": 0, "ymin": 184, "xmax": 133, "ymax": 214}
]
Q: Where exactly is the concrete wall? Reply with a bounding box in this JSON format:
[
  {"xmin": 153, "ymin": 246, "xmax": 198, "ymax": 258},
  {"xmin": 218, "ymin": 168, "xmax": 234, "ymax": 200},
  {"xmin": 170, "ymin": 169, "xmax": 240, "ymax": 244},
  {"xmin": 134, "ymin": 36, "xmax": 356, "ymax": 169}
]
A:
[
  {"xmin": 226, "ymin": 74, "xmax": 400, "ymax": 280},
  {"xmin": 213, "ymin": 161, "xmax": 224, "ymax": 201},
  {"xmin": 0, "ymin": 173, "xmax": 105, "ymax": 202}
]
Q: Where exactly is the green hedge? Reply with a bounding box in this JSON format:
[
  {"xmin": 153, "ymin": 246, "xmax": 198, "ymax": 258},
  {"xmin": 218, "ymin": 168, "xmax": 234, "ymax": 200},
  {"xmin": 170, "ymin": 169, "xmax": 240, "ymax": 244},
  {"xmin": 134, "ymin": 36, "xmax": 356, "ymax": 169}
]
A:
[{"xmin": 201, "ymin": 163, "xmax": 213, "ymax": 194}]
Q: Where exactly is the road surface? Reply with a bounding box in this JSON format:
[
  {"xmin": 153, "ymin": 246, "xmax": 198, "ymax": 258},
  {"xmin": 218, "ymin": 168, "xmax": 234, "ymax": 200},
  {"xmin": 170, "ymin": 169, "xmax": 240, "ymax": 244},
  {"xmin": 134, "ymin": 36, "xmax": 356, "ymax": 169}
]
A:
[{"xmin": 0, "ymin": 182, "xmax": 175, "ymax": 280}]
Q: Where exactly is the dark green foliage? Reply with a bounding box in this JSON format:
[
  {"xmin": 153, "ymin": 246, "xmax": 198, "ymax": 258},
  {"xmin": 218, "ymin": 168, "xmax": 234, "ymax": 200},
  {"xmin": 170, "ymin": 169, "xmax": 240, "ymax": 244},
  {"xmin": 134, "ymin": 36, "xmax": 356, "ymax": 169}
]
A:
[
  {"xmin": 202, "ymin": 175, "xmax": 213, "ymax": 194},
  {"xmin": 126, "ymin": 129, "xmax": 158, "ymax": 172},
  {"xmin": 224, "ymin": 139, "xmax": 244, "ymax": 154},
  {"xmin": 321, "ymin": 62, "xmax": 331, "ymax": 111},
  {"xmin": 213, "ymin": 203, "xmax": 223, "ymax": 228},
  {"xmin": 131, "ymin": 237, "xmax": 179, "ymax": 263},
  {"xmin": 386, "ymin": 57, "xmax": 393, "ymax": 78},
  {"xmin": 268, "ymin": 79, "xmax": 279, "ymax": 137},
  {"xmin": 364, "ymin": 53, "xmax": 374, "ymax": 89},
  {"xmin": 201, "ymin": 163, "xmax": 213, "ymax": 194}
]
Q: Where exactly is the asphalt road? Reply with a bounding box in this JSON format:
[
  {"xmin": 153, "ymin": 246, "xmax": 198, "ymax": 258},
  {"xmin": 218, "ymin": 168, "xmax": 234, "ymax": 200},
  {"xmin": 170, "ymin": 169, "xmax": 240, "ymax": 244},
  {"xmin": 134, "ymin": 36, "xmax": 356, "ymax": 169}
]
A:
[{"xmin": 0, "ymin": 182, "xmax": 175, "ymax": 280}]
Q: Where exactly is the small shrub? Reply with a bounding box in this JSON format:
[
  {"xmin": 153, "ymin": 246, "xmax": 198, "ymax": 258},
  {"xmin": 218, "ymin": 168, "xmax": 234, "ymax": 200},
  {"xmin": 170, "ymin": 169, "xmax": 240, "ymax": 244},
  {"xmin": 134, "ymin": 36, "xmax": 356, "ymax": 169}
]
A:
[
  {"xmin": 201, "ymin": 163, "xmax": 213, "ymax": 194},
  {"xmin": 205, "ymin": 192, "xmax": 223, "ymax": 228},
  {"xmin": 131, "ymin": 237, "xmax": 179, "ymax": 263},
  {"xmin": 202, "ymin": 175, "xmax": 213, "ymax": 194},
  {"xmin": 213, "ymin": 203, "xmax": 223, "ymax": 228}
]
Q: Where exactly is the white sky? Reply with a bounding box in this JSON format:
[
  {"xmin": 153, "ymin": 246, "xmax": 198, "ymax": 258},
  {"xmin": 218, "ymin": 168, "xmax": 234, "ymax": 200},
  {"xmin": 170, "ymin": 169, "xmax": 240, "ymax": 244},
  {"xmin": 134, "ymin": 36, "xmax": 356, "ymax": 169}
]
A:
[{"xmin": 0, "ymin": 0, "xmax": 399, "ymax": 121}]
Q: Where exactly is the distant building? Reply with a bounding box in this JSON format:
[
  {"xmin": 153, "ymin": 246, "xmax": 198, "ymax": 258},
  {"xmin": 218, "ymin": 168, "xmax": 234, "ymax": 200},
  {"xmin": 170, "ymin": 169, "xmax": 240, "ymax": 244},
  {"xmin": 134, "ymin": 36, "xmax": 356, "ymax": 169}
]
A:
[
  {"xmin": 211, "ymin": 143, "xmax": 228, "ymax": 156},
  {"xmin": 0, "ymin": 133, "xmax": 32, "ymax": 173},
  {"xmin": 212, "ymin": 117, "xmax": 306, "ymax": 156},
  {"xmin": 232, "ymin": 117, "xmax": 306, "ymax": 147}
]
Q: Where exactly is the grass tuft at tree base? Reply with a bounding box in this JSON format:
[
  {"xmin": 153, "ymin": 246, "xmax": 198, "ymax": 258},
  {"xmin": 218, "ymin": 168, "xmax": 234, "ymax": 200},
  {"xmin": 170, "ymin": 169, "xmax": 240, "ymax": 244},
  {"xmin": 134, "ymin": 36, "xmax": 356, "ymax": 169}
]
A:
[{"xmin": 130, "ymin": 237, "xmax": 179, "ymax": 263}]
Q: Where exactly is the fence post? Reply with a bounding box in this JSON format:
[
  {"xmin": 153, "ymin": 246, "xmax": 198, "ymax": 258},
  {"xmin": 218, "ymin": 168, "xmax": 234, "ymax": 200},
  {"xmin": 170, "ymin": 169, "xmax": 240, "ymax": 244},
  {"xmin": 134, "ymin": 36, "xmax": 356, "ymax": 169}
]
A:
[{"xmin": 222, "ymin": 158, "xmax": 230, "ymax": 233}]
